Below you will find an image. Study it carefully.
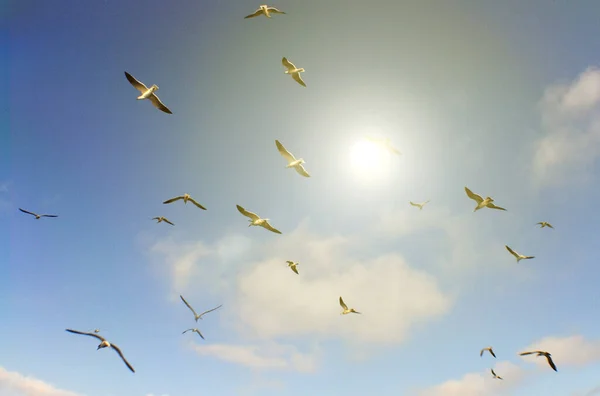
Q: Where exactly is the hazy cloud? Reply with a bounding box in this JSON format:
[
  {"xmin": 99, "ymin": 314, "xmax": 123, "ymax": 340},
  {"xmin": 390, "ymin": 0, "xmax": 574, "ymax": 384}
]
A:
[{"xmin": 0, "ymin": 367, "xmax": 82, "ymax": 396}]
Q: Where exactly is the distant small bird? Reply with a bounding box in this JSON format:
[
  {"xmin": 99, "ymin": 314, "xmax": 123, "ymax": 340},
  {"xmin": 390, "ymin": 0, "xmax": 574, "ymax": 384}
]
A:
[
  {"xmin": 537, "ymin": 221, "xmax": 554, "ymax": 229},
  {"xmin": 124, "ymin": 71, "xmax": 172, "ymax": 114},
  {"xmin": 339, "ymin": 296, "xmax": 360, "ymax": 315},
  {"xmin": 409, "ymin": 200, "xmax": 430, "ymax": 210},
  {"xmin": 480, "ymin": 346, "xmax": 496, "ymax": 358},
  {"xmin": 286, "ymin": 261, "xmax": 299, "ymax": 274},
  {"xmin": 65, "ymin": 329, "xmax": 135, "ymax": 373},
  {"xmin": 152, "ymin": 216, "xmax": 174, "ymax": 226},
  {"xmin": 464, "ymin": 187, "xmax": 506, "ymax": 212},
  {"xmin": 282, "ymin": 57, "xmax": 306, "ymax": 87},
  {"xmin": 236, "ymin": 205, "xmax": 282, "ymax": 234},
  {"xmin": 491, "ymin": 368, "xmax": 503, "ymax": 380},
  {"xmin": 505, "ymin": 245, "xmax": 535, "ymax": 262},
  {"xmin": 163, "ymin": 194, "xmax": 206, "ymax": 210},
  {"xmin": 182, "ymin": 328, "xmax": 205, "ymax": 340},
  {"xmin": 244, "ymin": 5, "xmax": 285, "ymax": 19},
  {"xmin": 19, "ymin": 208, "xmax": 57, "ymax": 219},
  {"xmin": 519, "ymin": 350, "xmax": 557, "ymax": 371},
  {"xmin": 365, "ymin": 137, "xmax": 401, "ymax": 155},
  {"xmin": 275, "ymin": 140, "xmax": 310, "ymax": 177},
  {"xmin": 180, "ymin": 295, "xmax": 222, "ymax": 322}
]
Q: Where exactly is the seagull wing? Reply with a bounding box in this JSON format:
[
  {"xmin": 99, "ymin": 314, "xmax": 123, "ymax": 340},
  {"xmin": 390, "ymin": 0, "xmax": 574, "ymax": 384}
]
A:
[
  {"xmin": 292, "ymin": 72, "xmax": 306, "ymax": 87},
  {"xmin": 180, "ymin": 295, "xmax": 199, "ymax": 320},
  {"xmin": 163, "ymin": 196, "xmax": 184, "ymax": 204},
  {"xmin": 199, "ymin": 304, "xmax": 223, "ymax": 317},
  {"xmin": 286, "ymin": 261, "xmax": 294, "ymax": 265},
  {"xmin": 505, "ymin": 245, "xmax": 519, "ymax": 259},
  {"xmin": 339, "ymin": 296, "xmax": 348, "ymax": 310},
  {"xmin": 519, "ymin": 351, "xmax": 537, "ymax": 356},
  {"xmin": 124, "ymin": 72, "xmax": 148, "ymax": 93},
  {"xmin": 149, "ymin": 93, "xmax": 173, "ymax": 114},
  {"xmin": 536, "ymin": 222, "xmax": 544, "ymax": 227},
  {"xmin": 388, "ymin": 145, "xmax": 401, "ymax": 155},
  {"xmin": 480, "ymin": 348, "xmax": 485, "ymax": 357},
  {"xmin": 275, "ymin": 140, "xmax": 297, "ymax": 162},
  {"xmin": 282, "ymin": 57, "xmax": 296, "ymax": 71},
  {"xmin": 545, "ymin": 354, "xmax": 557, "ymax": 371},
  {"xmin": 19, "ymin": 208, "xmax": 38, "ymax": 217},
  {"xmin": 294, "ymin": 164, "xmax": 310, "ymax": 177},
  {"xmin": 267, "ymin": 7, "xmax": 285, "ymax": 14},
  {"xmin": 547, "ymin": 223, "xmax": 554, "ymax": 229},
  {"xmin": 162, "ymin": 217, "xmax": 175, "ymax": 225},
  {"xmin": 188, "ymin": 197, "xmax": 207, "ymax": 210},
  {"xmin": 193, "ymin": 329, "xmax": 205, "ymax": 340},
  {"xmin": 491, "ymin": 369, "xmax": 496, "ymax": 376},
  {"xmin": 409, "ymin": 201, "xmax": 419, "ymax": 207},
  {"xmin": 182, "ymin": 329, "xmax": 194, "ymax": 334},
  {"xmin": 464, "ymin": 187, "xmax": 484, "ymax": 203},
  {"xmin": 244, "ymin": 8, "xmax": 263, "ymax": 18},
  {"xmin": 110, "ymin": 343, "xmax": 135, "ymax": 373},
  {"xmin": 65, "ymin": 329, "xmax": 106, "ymax": 342},
  {"xmin": 262, "ymin": 220, "xmax": 282, "ymax": 234},
  {"xmin": 236, "ymin": 205, "xmax": 260, "ymax": 221},
  {"xmin": 523, "ymin": 255, "xmax": 535, "ymax": 260},
  {"xmin": 489, "ymin": 348, "xmax": 496, "ymax": 358},
  {"xmin": 487, "ymin": 202, "xmax": 506, "ymax": 211},
  {"xmin": 290, "ymin": 265, "xmax": 299, "ymax": 274},
  {"xmin": 40, "ymin": 214, "xmax": 58, "ymax": 218}
]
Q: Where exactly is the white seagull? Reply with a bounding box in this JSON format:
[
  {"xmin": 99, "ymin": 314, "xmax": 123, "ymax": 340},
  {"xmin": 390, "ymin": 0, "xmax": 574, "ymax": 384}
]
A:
[
  {"xmin": 124, "ymin": 71, "xmax": 172, "ymax": 114},
  {"xmin": 236, "ymin": 205, "xmax": 282, "ymax": 234},
  {"xmin": 365, "ymin": 136, "xmax": 401, "ymax": 155},
  {"xmin": 464, "ymin": 187, "xmax": 506, "ymax": 212},
  {"xmin": 182, "ymin": 328, "xmax": 205, "ymax": 340},
  {"xmin": 491, "ymin": 368, "xmax": 503, "ymax": 380},
  {"xmin": 65, "ymin": 329, "xmax": 135, "ymax": 373},
  {"xmin": 244, "ymin": 5, "xmax": 286, "ymax": 19},
  {"xmin": 409, "ymin": 200, "xmax": 430, "ymax": 210},
  {"xmin": 180, "ymin": 295, "xmax": 223, "ymax": 322},
  {"xmin": 537, "ymin": 221, "xmax": 554, "ymax": 229},
  {"xmin": 480, "ymin": 346, "xmax": 496, "ymax": 358},
  {"xmin": 152, "ymin": 216, "xmax": 174, "ymax": 226},
  {"xmin": 339, "ymin": 296, "xmax": 361, "ymax": 315},
  {"xmin": 275, "ymin": 140, "xmax": 310, "ymax": 177},
  {"xmin": 505, "ymin": 245, "xmax": 535, "ymax": 262},
  {"xmin": 19, "ymin": 208, "xmax": 57, "ymax": 219},
  {"xmin": 286, "ymin": 261, "xmax": 299, "ymax": 274},
  {"xmin": 519, "ymin": 350, "xmax": 557, "ymax": 371},
  {"xmin": 163, "ymin": 193, "xmax": 206, "ymax": 210},
  {"xmin": 282, "ymin": 57, "xmax": 306, "ymax": 87}
]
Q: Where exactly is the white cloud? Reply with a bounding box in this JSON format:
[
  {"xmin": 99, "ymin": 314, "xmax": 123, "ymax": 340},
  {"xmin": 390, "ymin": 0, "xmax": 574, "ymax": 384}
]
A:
[
  {"xmin": 519, "ymin": 334, "xmax": 600, "ymax": 369},
  {"xmin": 0, "ymin": 367, "xmax": 82, "ymax": 396}
]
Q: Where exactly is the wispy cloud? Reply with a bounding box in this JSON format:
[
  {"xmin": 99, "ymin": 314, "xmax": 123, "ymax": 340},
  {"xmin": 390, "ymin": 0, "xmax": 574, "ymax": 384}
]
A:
[{"xmin": 0, "ymin": 367, "xmax": 82, "ymax": 396}]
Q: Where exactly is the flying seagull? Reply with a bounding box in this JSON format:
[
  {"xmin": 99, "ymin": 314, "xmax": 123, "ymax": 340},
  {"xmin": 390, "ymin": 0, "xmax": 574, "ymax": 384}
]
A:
[
  {"xmin": 236, "ymin": 205, "xmax": 282, "ymax": 234},
  {"xmin": 275, "ymin": 140, "xmax": 310, "ymax": 177},
  {"xmin": 180, "ymin": 295, "xmax": 223, "ymax": 322},
  {"xmin": 365, "ymin": 137, "xmax": 401, "ymax": 155},
  {"xmin": 182, "ymin": 328, "xmax": 205, "ymax": 340},
  {"xmin": 480, "ymin": 346, "xmax": 496, "ymax": 358},
  {"xmin": 505, "ymin": 245, "xmax": 535, "ymax": 262},
  {"xmin": 464, "ymin": 187, "xmax": 506, "ymax": 212},
  {"xmin": 65, "ymin": 329, "xmax": 135, "ymax": 373},
  {"xmin": 282, "ymin": 57, "xmax": 306, "ymax": 87},
  {"xmin": 519, "ymin": 350, "xmax": 557, "ymax": 371},
  {"xmin": 339, "ymin": 296, "xmax": 361, "ymax": 315},
  {"xmin": 163, "ymin": 193, "xmax": 206, "ymax": 210},
  {"xmin": 124, "ymin": 71, "xmax": 172, "ymax": 114},
  {"xmin": 286, "ymin": 261, "xmax": 299, "ymax": 274},
  {"xmin": 537, "ymin": 221, "xmax": 554, "ymax": 229},
  {"xmin": 491, "ymin": 368, "xmax": 503, "ymax": 380},
  {"xmin": 152, "ymin": 216, "xmax": 174, "ymax": 226},
  {"xmin": 244, "ymin": 5, "xmax": 285, "ymax": 19},
  {"xmin": 409, "ymin": 200, "xmax": 430, "ymax": 210},
  {"xmin": 19, "ymin": 208, "xmax": 57, "ymax": 219}
]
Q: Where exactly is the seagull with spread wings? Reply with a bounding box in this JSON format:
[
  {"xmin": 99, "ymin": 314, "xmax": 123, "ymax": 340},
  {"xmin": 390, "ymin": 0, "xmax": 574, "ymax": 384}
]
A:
[
  {"xmin": 286, "ymin": 261, "xmax": 299, "ymax": 274},
  {"xmin": 65, "ymin": 329, "xmax": 135, "ymax": 373},
  {"xmin": 520, "ymin": 350, "xmax": 557, "ymax": 371},
  {"xmin": 275, "ymin": 140, "xmax": 310, "ymax": 177},
  {"xmin": 409, "ymin": 200, "xmax": 430, "ymax": 210},
  {"xmin": 491, "ymin": 368, "xmax": 503, "ymax": 380},
  {"xmin": 537, "ymin": 221, "xmax": 554, "ymax": 229},
  {"xmin": 236, "ymin": 205, "xmax": 282, "ymax": 234},
  {"xmin": 244, "ymin": 5, "xmax": 285, "ymax": 19},
  {"xmin": 124, "ymin": 71, "xmax": 172, "ymax": 114},
  {"xmin": 163, "ymin": 193, "xmax": 206, "ymax": 210},
  {"xmin": 19, "ymin": 208, "xmax": 57, "ymax": 219},
  {"xmin": 182, "ymin": 328, "xmax": 205, "ymax": 340},
  {"xmin": 282, "ymin": 57, "xmax": 306, "ymax": 87},
  {"xmin": 180, "ymin": 295, "xmax": 223, "ymax": 322},
  {"xmin": 480, "ymin": 346, "xmax": 496, "ymax": 358},
  {"xmin": 152, "ymin": 216, "xmax": 174, "ymax": 226},
  {"xmin": 339, "ymin": 296, "xmax": 361, "ymax": 315},
  {"xmin": 505, "ymin": 245, "xmax": 535, "ymax": 262},
  {"xmin": 464, "ymin": 187, "xmax": 506, "ymax": 212}
]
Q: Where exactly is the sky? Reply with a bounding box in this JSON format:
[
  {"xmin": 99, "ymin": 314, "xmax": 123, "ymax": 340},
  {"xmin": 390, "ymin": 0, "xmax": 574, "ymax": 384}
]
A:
[{"xmin": 3, "ymin": 0, "xmax": 600, "ymax": 395}]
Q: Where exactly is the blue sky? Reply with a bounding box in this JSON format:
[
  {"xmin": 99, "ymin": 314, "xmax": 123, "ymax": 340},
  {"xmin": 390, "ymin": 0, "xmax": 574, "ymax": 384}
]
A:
[{"xmin": 4, "ymin": 0, "xmax": 600, "ymax": 395}]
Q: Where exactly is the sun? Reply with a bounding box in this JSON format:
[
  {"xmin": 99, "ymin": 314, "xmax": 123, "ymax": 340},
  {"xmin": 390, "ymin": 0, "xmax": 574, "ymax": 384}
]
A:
[{"xmin": 348, "ymin": 139, "xmax": 390, "ymax": 182}]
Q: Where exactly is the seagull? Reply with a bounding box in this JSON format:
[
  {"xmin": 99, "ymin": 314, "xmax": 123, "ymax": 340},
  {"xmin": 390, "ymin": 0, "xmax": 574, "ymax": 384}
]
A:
[
  {"xmin": 409, "ymin": 200, "xmax": 430, "ymax": 210},
  {"xmin": 275, "ymin": 140, "xmax": 310, "ymax": 177},
  {"xmin": 244, "ymin": 5, "xmax": 285, "ymax": 19},
  {"xmin": 365, "ymin": 137, "xmax": 401, "ymax": 155},
  {"xmin": 339, "ymin": 296, "xmax": 361, "ymax": 315},
  {"xmin": 282, "ymin": 57, "xmax": 306, "ymax": 87},
  {"xmin": 505, "ymin": 245, "xmax": 535, "ymax": 262},
  {"xmin": 152, "ymin": 216, "xmax": 174, "ymax": 226},
  {"xmin": 286, "ymin": 261, "xmax": 299, "ymax": 274},
  {"xmin": 180, "ymin": 295, "xmax": 223, "ymax": 322},
  {"xmin": 236, "ymin": 205, "xmax": 282, "ymax": 234},
  {"xmin": 537, "ymin": 221, "xmax": 554, "ymax": 229},
  {"xmin": 124, "ymin": 71, "xmax": 172, "ymax": 114},
  {"xmin": 464, "ymin": 187, "xmax": 506, "ymax": 212},
  {"xmin": 480, "ymin": 346, "xmax": 496, "ymax": 358},
  {"xmin": 163, "ymin": 194, "xmax": 206, "ymax": 210},
  {"xmin": 491, "ymin": 368, "xmax": 503, "ymax": 380},
  {"xmin": 519, "ymin": 350, "xmax": 557, "ymax": 371},
  {"xmin": 19, "ymin": 208, "xmax": 58, "ymax": 219},
  {"xmin": 65, "ymin": 329, "xmax": 135, "ymax": 373},
  {"xmin": 182, "ymin": 328, "xmax": 205, "ymax": 340}
]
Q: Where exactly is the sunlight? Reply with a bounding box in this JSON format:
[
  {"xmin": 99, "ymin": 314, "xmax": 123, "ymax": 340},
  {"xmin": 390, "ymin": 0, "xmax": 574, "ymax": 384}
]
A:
[{"xmin": 349, "ymin": 140, "xmax": 391, "ymax": 182}]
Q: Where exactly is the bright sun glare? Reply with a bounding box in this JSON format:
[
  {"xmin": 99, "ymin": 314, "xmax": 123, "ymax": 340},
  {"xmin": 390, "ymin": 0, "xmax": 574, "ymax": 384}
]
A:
[{"xmin": 349, "ymin": 140, "xmax": 390, "ymax": 181}]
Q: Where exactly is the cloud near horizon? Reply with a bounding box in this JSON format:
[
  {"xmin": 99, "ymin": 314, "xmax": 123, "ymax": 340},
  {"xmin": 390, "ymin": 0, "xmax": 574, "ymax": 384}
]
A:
[{"xmin": 0, "ymin": 367, "xmax": 82, "ymax": 396}]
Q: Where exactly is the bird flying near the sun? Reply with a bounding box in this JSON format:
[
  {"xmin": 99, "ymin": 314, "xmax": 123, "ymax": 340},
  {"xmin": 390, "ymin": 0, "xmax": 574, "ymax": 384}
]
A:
[
  {"xmin": 180, "ymin": 295, "xmax": 223, "ymax": 322},
  {"xmin": 480, "ymin": 346, "xmax": 496, "ymax": 358},
  {"xmin": 464, "ymin": 187, "xmax": 507, "ymax": 212},
  {"xmin": 491, "ymin": 368, "xmax": 503, "ymax": 380},
  {"xmin": 163, "ymin": 193, "xmax": 206, "ymax": 210},
  {"xmin": 339, "ymin": 296, "xmax": 361, "ymax": 315},
  {"xmin": 236, "ymin": 205, "xmax": 282, "ymax": 234},
  {"xmin": 152, "ymin": 216, "xmax": 174, "ymax": 226},
  {"xmin": 244, "ymin": 4, "xmax": 286, "ymax": 19},
  {"xmin": 286, "ymin": 261, "xmax": 299, "ymax": 274},
  {"xmin": 275, "ymin": 140, "xmax": 310, "ymax": 177},
  {"xmin": 282, "ymin": 57, "xmax": 306, "ymax": 87},
  {"xmin": 537, "ymin": 221, "xmax": 554, "ymax": 229},
  {"xmin": 365, "ymin": 136, "xmax": 401, "ymax": 155},
  {"xmin": 409, "ymin": 200, "xmax": 430, "ymax": 210},
  {"xmin": 124, "ymin": 71, "xmax": 172, "ymax": 114},
  {"xmin": 505, "ymin": 245, "xmax": 535, "ymax": 262},
  {"xmin": 520, "ymin": 350, "xmax": 557, "ymax": 371},
  {"xmin": 65, "ymin": 329, "xmax": 135, "ymax": 373},
  {"xmin": 18, "ymin": 208, "xmax": 58, "ymax": 219},
  {"xmin": 182, "ymin": 328, "xmax": 205, "ymax": 340}
]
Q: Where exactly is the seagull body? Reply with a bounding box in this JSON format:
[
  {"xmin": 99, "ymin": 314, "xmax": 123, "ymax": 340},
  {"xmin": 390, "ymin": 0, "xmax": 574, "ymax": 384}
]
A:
[
  {"xmin": 464, "ymin": 187, "xmax": 506, "ymax": 212},
  {"xmin": 480, "ymin": 346, "xmax": 496, "ymax": 358},
  {"xmin": 505, "ymin": 245, "xmax": 535, "ymax": 262},
  {"xmin": 339, "ymin": 296, "xmax": 360, "ymax": 315},
  {"xmin": 275, "ymin": 140, "xmax": 310, "ymax": 177},
  {"xmin": 180, "ymin": 295, "xmax": 222, "ymax": 322},
  {"xmin": 491, "ymin": 368, "xmax": 503, "ymax": 380},
  {"xmin": 65, "ymin": 329, "xmax": 135, "ymax": 373},
  {"xmin": 366, "ymin": 137, "xmax": 401, "ymax": 155},
  {"xmin": 519, "ymin": 350, "xmax": 557, "ymax": 371},
  {"xmin": 537, "ymin": 221, "xmax": 554, "ymax": 229},
  {"xmin": 244, "ymin": 4, "xmax": 285, "ymax": 19},
  {"xmin": 152, "ymin": 216, "xmax": 174, "ymax": 226},
  {"xmin": 409, "ymin": 200, "xmax": 430, "ymax": 210},
  {"xmin": 182, "ymin": 328, "xmax": 205, "ymax": 340},
  {"xmin": 163, "ymin": 194, "xmax": 206, "ymax": 210},
  {"xmin": 282, "ymin": 57, "xmax": 306, "ymax": 87},
  {"xmin": 19, "ymin": 208, "xmax": 57, "ymax": 219},
  {"xmin": 236, "ymin": 205, "xmax": 282, "ymax": 234},
  {"xmin": 124, "ymin": 72, "xmax": 172, "ymax": 114},
  {"xmin": 286, "ymin": 261, "xmax": 299, "ymax": 274}
]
